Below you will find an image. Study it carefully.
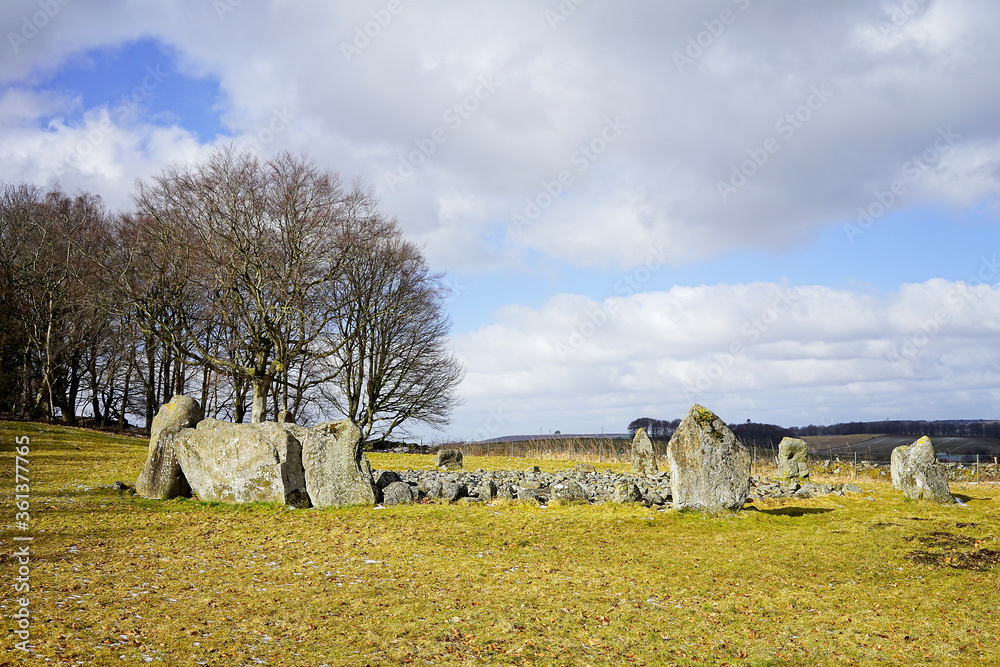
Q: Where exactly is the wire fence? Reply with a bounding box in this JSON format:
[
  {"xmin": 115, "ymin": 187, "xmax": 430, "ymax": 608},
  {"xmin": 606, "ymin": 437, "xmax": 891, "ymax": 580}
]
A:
[{"xmin": 445, "ymin": 438, "xmax": 1000, "ymax": 481}]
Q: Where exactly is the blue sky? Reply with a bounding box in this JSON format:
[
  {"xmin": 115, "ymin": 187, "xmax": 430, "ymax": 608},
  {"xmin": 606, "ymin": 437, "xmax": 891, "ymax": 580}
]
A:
[
  {"xmin": 2, "ymin": 0, "xmax": 999, "ymax": 440},
  {"xmin": 40, "ymin": 39, "xmax": 226, "ymax": 142}
]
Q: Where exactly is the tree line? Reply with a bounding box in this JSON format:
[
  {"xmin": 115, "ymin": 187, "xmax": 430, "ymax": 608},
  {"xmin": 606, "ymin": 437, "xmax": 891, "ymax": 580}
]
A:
[
  {"xmin": 0, "ymin": 147, "xmax": 463, "ymax": 440},
  {"xmin": 791, "ymin": 419, "xmax": 1000, "ymax": 438}
]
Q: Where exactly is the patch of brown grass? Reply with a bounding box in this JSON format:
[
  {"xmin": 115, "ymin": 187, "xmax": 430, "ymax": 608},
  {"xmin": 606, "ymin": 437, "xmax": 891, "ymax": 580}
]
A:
[{"xmin": 2, "ymin": 422, "xmax": 1000, "ymax": 666}]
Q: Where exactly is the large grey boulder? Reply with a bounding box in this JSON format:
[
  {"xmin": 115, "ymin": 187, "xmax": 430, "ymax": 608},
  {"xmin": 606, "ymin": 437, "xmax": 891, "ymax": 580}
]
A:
[
  {"xmin": 776, "ymin": 437, "xmax": 810, "ymax": 480},
  {"xmin": 286, "ymin": 420, "xmax": 376, "ymax": 508},
  {"xmin": 174, "ymin": 419, "xmax": 308, "ymax": 507},
  {"xmin": 890, "ymin": 436, "xmax": 953, "ymax": 504},
  {"xmin": 666, "ymin": 404, "xmax": 751, "ymax": 512},
  {"xmin": 435, "ymin": 449, "xmax": 464, "ymax": 470},
  {"xmin": 631, "ymin": 428, "xmax": 658, "ymax": 475},
  {"xmin": 135, "ymin": 395, "xmax": 202, "ymax": 499}
]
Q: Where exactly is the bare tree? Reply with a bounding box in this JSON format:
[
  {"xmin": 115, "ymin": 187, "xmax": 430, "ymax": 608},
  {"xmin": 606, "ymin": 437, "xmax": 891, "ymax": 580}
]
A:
[
  {"xmin": 323, "ymin": 219, "xmax": 464, "ymax": 441},
  {"xmin": 1, "ymin": 184, "xmax": 112, "ymax": 422},
  {"xmin": 128, "ymin": 147, "xmax": 360, "ymax": 423}
]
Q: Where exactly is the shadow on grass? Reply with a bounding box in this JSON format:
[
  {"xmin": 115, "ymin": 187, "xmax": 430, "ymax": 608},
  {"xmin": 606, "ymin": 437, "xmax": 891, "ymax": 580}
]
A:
[
  {"xmin": 757, "ymin": 507, "xmax": 835, "ymax": 517},
  {"xmin": 952, "ymin": 493, "xmax": 991, "ymax": 503}
]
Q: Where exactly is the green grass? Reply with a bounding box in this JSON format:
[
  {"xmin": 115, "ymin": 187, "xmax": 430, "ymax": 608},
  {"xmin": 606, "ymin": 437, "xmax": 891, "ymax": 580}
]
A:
[{"xmin": 2, "ymin": 421, "xmax": 1000, "ymax": 666}]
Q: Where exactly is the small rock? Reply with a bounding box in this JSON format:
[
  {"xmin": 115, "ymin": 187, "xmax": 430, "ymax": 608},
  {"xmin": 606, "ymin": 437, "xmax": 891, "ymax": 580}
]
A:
[
  {"xmin": 374, "ymin": 470, "xmax": 402, "ymax": 490},
  {"xmin": 612, "ymin": 482, "xmax": 642, "ymax": 504},
  {"xmin": 418, "ymin": 478, "xmax": 444, "ymax": 499},
  {"xmin": 441, "ymin": 481, "xmax": 467, "ymax": 502},
  {"xmin": 479, "ymin": 480, "xmax": 498, "ymax": 502},
  {"xmin": 435, "ymin": 449, "xmax": 464, "ymax": 470},
  {"xmin": 552, "ymin": 480, "xmax": 588, "ymax": 502},
  {"xmin": 381, "ymin": 481, "xmax": 418, "ymax": 506}
]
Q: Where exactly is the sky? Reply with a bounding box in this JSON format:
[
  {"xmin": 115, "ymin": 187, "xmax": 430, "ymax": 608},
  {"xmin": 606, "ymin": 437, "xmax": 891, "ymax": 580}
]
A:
[{"xmin": 2, "ymin": 0, "xmax": 999, "ymax": 442}]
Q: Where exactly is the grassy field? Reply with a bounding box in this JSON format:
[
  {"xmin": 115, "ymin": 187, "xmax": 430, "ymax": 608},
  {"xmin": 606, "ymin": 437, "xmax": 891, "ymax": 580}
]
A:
[{"xmin": 2, "ymin": 421, "xmax": 1000, "ymax": 666}]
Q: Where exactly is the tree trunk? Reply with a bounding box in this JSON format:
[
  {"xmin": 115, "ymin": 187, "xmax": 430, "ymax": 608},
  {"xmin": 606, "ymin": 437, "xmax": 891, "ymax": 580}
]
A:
[
  {"xmin": 88, "ymin": 346, "xmax": 102, "ymax": 425},
  {"xmin": 174, "ymin": 354, "xmax": 185, "ymax": 396},
  {"xmin": 64, "ymin": 349, "xmax": 80, "ymax": 425},
  {"xmin": 251, "ymin": 375, "xmax": 270, "ymax": 423},
  {"xmin": 234, "ymin": 375, "xmax": 248, "ymax": 423},
  {"xmin": 119, "ymin": 356, "xmax": 132, "ymax": 431},
  {"xmin": 200, "ymin": 364, "xmax": 211, "ymax": 418},
  {"xmin": 144, "ymin": 339, "xmax": 157, "ymax": 432},
  {"xmin": 160, "ymin": 345, "xmax": 172, "ymax": 405},
  {"xmin": 20, "ymin": 344, "xmax": 33, "ymax": 418}
]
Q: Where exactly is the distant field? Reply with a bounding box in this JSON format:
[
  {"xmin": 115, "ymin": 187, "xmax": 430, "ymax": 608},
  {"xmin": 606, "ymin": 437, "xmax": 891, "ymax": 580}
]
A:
[
  {"xmin": 803, "ymin": 434, "xmax": 1000, "ymax": 462},
  {"xmin": 3, "ymin": 421, "xmax": 1000, "ymax": 666},
  {"xmin": 800, "ymin": 434, "xmax": 884, "ymax": 451}
]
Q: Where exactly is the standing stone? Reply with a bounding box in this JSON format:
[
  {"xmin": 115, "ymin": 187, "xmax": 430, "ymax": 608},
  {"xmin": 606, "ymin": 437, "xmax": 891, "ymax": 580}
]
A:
[
  {"xmin": 631, "ymin": 428, "xmax": 658, "ymax": 475},
  {"xmin": 136, "ymin": 395, "xmax": 203, "ymax": 500},
  {"xmin": 288, "ymin": 420, "xmax": 377, "ymax": 508},
  {"xmin": 890, "ymin": 436, "xmax": 953, "ymax": 504},
  {"xmin": 776, "ymin": 437, "xmax": 810, "ymax": 480},
  {"xmin": 435, "ymin": 449, "xmax": 464, "ymax": 470},
  {"xmin": 174, "ymin": 419, "xmax": 308, "ymax": 507},
  {"xmin": 666, "ymin": 404, "xmax": 751, "ymax": 512}
]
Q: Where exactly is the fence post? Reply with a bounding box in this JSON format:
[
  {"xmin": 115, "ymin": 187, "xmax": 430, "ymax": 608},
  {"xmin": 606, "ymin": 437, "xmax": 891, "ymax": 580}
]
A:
[
  {"xmin": 977, "ymin": 454, "xmax": 980, "ymax": 484},
  {"xmin": 853, "ymin": 451, "xmax": 857, "ymax": 481}
]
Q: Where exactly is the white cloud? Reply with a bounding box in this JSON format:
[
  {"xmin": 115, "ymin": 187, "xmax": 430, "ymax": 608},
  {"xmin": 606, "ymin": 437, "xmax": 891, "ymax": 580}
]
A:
[
  {"xmin": 2, "ymin": 0, "xmax": 998, "ymax": 267},
  {"xmin": 447, "ymin": 277, "xmax": 1000, "ymax": 439}
]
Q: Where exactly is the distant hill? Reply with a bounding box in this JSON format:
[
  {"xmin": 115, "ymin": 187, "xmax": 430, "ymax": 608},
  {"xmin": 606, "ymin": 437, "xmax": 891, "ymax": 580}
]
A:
[{"xmin": 475, "ymin": 433, "xmax": 631, "ymax": 444}]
